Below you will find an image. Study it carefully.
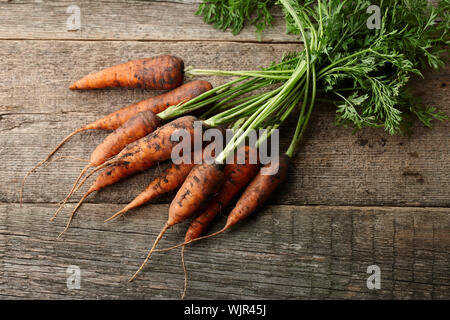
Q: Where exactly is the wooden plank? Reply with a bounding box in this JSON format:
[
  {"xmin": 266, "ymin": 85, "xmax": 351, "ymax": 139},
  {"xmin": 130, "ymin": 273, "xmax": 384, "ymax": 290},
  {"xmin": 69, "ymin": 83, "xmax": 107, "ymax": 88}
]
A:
[
  {"xmin": 0, "ymin": 0, "xmax": 440, "ymax": 43},
  {"xmin": 0, "ymin": 40, "xmax": 448, "ymax": 207},
  {"xmin": 1, "ymin": 203, "xmax": 448, "ymax": 299},
  {"xmin": 0, "ymin": 0, "xmax": 296, "ymax": 43}
]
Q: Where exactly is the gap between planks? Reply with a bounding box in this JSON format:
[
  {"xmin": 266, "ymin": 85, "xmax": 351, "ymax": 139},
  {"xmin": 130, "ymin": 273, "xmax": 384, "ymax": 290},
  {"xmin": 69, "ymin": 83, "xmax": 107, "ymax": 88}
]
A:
[{"xmin": 4, "ymin": 202, "xmax": 450, "ymax": 211}]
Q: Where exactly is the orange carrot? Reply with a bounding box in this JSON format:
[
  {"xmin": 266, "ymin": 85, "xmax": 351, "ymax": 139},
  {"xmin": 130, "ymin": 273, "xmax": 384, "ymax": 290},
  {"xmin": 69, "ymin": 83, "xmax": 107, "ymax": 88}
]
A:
[
  {"xmin": 90, "ymin": 110, "xmax": 161, "ymax": 166},
  {"xmin": 53, "ymin": 110, "xmax": 162, "ymax": 218},
  {"xmin": 90, "ymin": 80, "xmax": 212, "ymax": 130},
  {"xmin": 219, "ymin": 154, "xmax": 290, "ymax": 229},
  {"xmin": 58, "ymin": 116, "xmax": 201, "ymax": 236},
  {"xmin": 110, "ymin": 115, "xmax": 200, "ymax": 169},
  {"xmin": 184, "ymin": 145, "xmax": 259, "ymax": 242},
  {"xmin": 155, "ymin": 154, "xmax": 291, "ymax": 252},
  {"xmin": 105, "ymin": 126, "xmax": 226, "ymax": 222},
  {"xmin": 20, "ymin": 81, "xmax": 212, "ymax": 203},
  {"xmin": 105, "ymin": 158, "xmax": 196, "ymax": 222},
  {"xmin": 69, "ymin": 56, "xmax": 184, "ymax": 90},
  {"xmin": 129, "ymin": 162, "xmax": 225, "ymax": 281},
  {"xmin": 180, "ymin": 145, "xmax": 259, "ymax": 298}
]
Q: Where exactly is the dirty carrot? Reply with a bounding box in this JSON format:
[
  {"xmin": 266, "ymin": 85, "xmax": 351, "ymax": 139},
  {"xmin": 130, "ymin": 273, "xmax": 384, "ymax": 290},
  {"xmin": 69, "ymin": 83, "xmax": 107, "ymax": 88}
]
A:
[
  {"xmin": 92, "ymin": 80, "xmax": 212, "ymax": 129},
  {"xmin": 129, "ymin": 161, "xmax": 225, "ymax": 281},
  {"xmin": 93, "ymin": 111, "xmax": 161, "ymax": 166},
  {"xmin": 69, "ymin": 55, "xmax": 184, "ymax": 90},
  {"xmin": 108, "ymin": 115, "xmax": 200, "ymax": 169},
  {"xmin": 46, "ymin": 80, "xmax": 210, "ymax": 217},
  {"xmin": 58, "ymin": 115, "xmax": 201, "ymax": 236},
  {"xmin": 157, "ymin": 71, "xmax": 307, "ymax": 248},
  {"xmin": 52, "ymin": 110, "xmax": 162, "ymax": 219},
  {"xmin": 105, "ymin": 128, "xmax": 226, "ymax": 222},
  {"xmin": 20, "ymin": 80, "xmax": 212, "ymax": 203},
  {"xmin": 184, "ymin": 145, "xmax": 259, "ymax": 241},
  {"xmin": 155, "ymin": 154, "xmax": 290, "ymax": 253},
  {"xmin": 72, "ymin": 112, "xmax": 200, "ymax": 200},
  {"xmin": 181, "ymin": 145, "xmax": 260, "ymax": 298},
  {"xmin": 104, "ymin": 157, "xmax": 197, "ymax": 222}
]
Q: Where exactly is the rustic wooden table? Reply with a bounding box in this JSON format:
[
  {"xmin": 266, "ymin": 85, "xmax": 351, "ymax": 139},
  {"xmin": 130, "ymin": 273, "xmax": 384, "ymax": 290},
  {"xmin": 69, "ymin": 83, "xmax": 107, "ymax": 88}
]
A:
[{"xmin": 0, "ymin": 0, "xmax": 448, "ymax": 300}]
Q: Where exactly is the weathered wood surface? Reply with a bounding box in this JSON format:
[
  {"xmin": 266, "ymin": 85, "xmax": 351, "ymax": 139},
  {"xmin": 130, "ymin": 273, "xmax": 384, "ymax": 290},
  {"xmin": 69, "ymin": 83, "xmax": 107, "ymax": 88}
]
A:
[
  {"xmin": 0, "ymin": 0, "xmax": 448, "ymax": 300},
  {"xmin": 0, "ymin": 0, "xmax": 439, "ymax": 43},
  {"xmin": 1, "ymin": 203, "xmax": 449, "ymax": 299},
  {"xmin": 0, "ymin": 40, "xmax": 448, "ymax": 207},
  {"xmin": 0, "ymin": 0, "xmax": 296, "ymax": 42}
]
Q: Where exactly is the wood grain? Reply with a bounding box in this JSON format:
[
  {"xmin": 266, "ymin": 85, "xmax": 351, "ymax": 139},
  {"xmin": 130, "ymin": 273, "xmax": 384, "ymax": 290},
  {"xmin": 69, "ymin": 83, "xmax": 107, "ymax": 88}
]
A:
[
  {"xmin": 1, "ymin": 203, "xmax": 448, "ymax": 299},
  {"xmin": 0, "ymin": 0, "xmax": 448, "ymax": 300},
  {"xmin": 0, "ymin": 40, "xmax": 448, "ymax": 207},
  {"xmin": 0, "ymin": 0, "xmax": 296, "ymax": 43},
  {"xmin": 0, "ymin": 0, "xmax": 440, "ymax": 43}
]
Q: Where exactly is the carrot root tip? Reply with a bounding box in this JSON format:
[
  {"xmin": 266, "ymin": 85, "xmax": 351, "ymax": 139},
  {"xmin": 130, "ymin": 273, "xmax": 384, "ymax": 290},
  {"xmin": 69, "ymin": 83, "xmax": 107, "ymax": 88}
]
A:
[
  {"xmin": 104, "ymin": 208, "xmax": 128, "ymax": 222},
  {"xmin": 129, "ymin": 223, "xmax": 170, "ymax": 282}
]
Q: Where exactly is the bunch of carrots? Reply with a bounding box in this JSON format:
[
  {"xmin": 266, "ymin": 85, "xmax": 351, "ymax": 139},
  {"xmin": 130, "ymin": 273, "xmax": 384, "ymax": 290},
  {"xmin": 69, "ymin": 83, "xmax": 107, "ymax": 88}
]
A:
[
  {"xmin": 23, "ymin": 0, "xmax": 448, "ymax": 298},
  {"xmin": 22, "ymin": 54, "xmax": 293, "ymax": 298}
]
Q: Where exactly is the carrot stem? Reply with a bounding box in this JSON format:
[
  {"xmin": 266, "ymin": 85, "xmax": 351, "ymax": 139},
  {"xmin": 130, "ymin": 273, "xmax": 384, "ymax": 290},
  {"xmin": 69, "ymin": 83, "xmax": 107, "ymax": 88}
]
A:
[
  {"xmin": 286, "ymin": 67, "xmax": 317, "ymax": 158},
  {"xmin": 157, "ymin": 77, "xmax": 247, "ymax": 120}
]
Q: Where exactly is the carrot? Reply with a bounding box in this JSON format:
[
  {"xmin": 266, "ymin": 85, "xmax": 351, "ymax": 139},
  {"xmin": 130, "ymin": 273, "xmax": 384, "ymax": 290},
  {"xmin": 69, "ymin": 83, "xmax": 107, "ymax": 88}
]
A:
[
  {"xmin": 90, "ymin": 80, "xmax": 212, "ymax": 129},
  {"xmin": 20, "ymin": 80, "xmax": 212, "ymax": 203},
  {"xmin": 184, "ymin": 145, "xmax": 259, "ymax": 241},
  {"xmin": 181, "ymin": 145, "xmax": 260, "ymax": 298},
  {"xmin": 91, "ymin": 110, "xmax": 161, "ymax": 166},
  {"xmin": 88, "ymin": 159, "xmax": 157, "ymax": 194},
  {"xmin": 109, "ymin": 115, "xmax": 200, "ymax": 169},
  {"xmin": 219, "ymin": 154, "xmax": 290, "ymax": 229},
  {"xmin": 129, "ymin": 161, "xmax": 225, "ymax": 281},
  {"xmin": 52, "ymin": 155, "xmax": 159, "ymax": 223},
  {"xmin": 104, "ymin": 157, "xmax": 197, "ymax": 222},
  {"xmin": 104, "ymin": 125, "xmax": 226, "ymax": 222},
  {"xmin": 53, "ymin": 110, "xmax": 162, "ymax": 217},
  {"xmin": 57, "ymin": 115, "xmax": 201, "ymax": 236},
  {"xmin": 154, "ymin": 154, "xmax": 290, "ymax": 252},
  {"xmin": 69, "ymin": 55, "xmax": 184, "ymax": 90}
]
